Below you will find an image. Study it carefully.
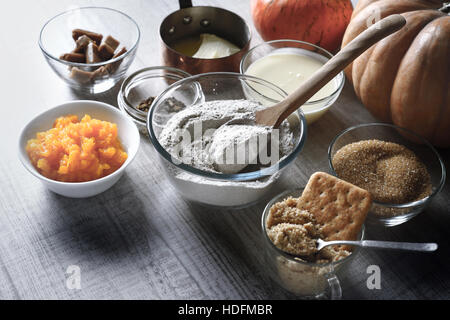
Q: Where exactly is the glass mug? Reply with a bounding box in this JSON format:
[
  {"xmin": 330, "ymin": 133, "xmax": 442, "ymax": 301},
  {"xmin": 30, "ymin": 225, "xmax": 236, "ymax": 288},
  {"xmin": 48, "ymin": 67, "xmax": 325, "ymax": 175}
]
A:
[{"xmin": 261, "ymin": 188, "xmax": 364, "ymax": 299}]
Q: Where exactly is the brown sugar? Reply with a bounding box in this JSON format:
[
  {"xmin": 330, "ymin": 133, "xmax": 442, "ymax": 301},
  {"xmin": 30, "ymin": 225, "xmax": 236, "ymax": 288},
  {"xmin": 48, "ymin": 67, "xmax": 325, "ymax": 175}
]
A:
[
  {"xmin": 332, "ymin": 140, "xmax": 431, "ymax": 205},
  {"xmin": 267, "ymin": 222, "xmax": 319, "ymax": 257},
  {"xmin": 266, "ymin": 197, "xmax": 316, "ymax": 228},
  {"xmin": 266, "ymin": 196, "xmax": 351, "ymax": 263}
]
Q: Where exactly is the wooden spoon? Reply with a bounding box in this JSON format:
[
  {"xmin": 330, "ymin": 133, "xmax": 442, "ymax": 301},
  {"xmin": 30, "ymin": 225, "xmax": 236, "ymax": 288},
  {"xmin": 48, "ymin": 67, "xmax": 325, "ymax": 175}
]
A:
[{"xmin": 255, "ymin": 14, "xmax": 407, "ymax": 128}]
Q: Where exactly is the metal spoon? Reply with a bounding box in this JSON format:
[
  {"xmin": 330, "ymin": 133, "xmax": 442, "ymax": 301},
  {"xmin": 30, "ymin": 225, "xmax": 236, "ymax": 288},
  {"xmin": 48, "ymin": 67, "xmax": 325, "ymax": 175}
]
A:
[{"xmin": 317, "ymin": 238, "xmax": 438, "ymax": 252}]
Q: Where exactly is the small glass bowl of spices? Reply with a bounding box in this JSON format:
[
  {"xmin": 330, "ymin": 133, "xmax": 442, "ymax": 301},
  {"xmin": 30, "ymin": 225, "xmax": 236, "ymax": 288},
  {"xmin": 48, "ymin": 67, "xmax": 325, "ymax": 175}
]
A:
[
  {"xmin": 328, "ymin": 123, "xmax": 446, "ymax": 227},
  {"xmin": 118, "ymin": 66, "xmax": 191, "ymax": 134}
]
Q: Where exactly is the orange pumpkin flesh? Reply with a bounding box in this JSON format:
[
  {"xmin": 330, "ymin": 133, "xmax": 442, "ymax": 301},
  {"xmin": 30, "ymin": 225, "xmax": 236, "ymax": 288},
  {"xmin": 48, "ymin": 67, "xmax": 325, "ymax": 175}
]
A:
[
  {"xmin": 251, "ymin": 0, "xmax": 353, "ymax": 53},
  {"xmin": 342, "ymin": 0, "xmax": 450, "ymax": 147}
]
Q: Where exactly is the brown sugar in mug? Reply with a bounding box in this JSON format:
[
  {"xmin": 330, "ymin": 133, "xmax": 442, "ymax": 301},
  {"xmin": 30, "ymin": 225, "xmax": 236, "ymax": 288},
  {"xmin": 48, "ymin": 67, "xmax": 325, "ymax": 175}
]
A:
[{"xmin": 160, "ymin": 0, "xmax": 251, "ymax": 75}]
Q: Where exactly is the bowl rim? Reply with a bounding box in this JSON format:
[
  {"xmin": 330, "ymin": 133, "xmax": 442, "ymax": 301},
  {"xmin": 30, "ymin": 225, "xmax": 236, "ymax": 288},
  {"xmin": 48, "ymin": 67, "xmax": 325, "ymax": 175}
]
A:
[
  {"xmin": 327, "ymin": 122, "xmax": 446, "ymax": 208},
  {"xmin": 118, "ymin": 66, "xmax": 192, "ymax": 123},
  {"xmin": 38, "ymin": 6, "xmax": 141, "ymax": 68},
  {"xmin": 18, "ymin": 100, "xmax": 140, "ymax": 186},
  {"xmin": 261, "ymin": 188, "xmax": 365, "ymax": 267},
  {"xmin": 240, "ymin": 39, "xmax": 345, "ymax": 107},
  {"xmin": 146, "ymin": 72, "xmax": 308, "ymax": 182}
]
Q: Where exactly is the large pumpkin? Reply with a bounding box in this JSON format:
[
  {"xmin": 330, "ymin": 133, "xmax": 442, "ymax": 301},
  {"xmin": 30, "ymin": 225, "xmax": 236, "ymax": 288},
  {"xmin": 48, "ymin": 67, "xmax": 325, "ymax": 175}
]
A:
[
  {"xmin": 342, "ymin": 0, "xmax": 450, "ymax": 147},
  {"xmin": 251, "ymin": 0, "xmax": 353, "ymax": 52}
]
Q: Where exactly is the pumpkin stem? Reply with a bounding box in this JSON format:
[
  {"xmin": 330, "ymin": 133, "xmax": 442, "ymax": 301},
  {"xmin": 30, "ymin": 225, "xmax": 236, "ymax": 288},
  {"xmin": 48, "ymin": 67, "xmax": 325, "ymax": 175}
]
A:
[{"xmin": 440, "ymin": 2, "xmax": 450, "ymax": 13}]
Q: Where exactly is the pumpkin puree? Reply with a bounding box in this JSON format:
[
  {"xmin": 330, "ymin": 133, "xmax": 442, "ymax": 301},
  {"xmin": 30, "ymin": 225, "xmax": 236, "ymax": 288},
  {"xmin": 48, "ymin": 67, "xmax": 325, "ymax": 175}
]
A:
[{"xmin": 26, "ymin": 114, "xmax": 127, "ymax": 182}]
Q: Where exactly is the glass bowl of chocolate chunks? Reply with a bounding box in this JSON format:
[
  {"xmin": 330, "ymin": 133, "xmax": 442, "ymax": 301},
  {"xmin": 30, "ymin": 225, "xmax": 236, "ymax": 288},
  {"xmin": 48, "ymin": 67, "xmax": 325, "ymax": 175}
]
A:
[{"xmin": 39, "ymin": 7, "xmax": 140, "ymax": 94}]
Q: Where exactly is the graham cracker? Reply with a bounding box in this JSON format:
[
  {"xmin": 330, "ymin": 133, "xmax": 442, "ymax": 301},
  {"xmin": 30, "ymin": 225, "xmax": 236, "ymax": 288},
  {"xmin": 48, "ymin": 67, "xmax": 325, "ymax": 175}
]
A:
[{"xmin": 296, "ymin": 172, "xmax": 372, "ymax": 242}]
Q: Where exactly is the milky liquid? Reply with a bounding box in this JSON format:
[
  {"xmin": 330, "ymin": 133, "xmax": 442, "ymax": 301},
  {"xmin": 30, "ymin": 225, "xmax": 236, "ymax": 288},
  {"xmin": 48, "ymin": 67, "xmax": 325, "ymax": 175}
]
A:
[{"xmin": 245, "ymin": 48, "xmax": 340, "ymax": 123}]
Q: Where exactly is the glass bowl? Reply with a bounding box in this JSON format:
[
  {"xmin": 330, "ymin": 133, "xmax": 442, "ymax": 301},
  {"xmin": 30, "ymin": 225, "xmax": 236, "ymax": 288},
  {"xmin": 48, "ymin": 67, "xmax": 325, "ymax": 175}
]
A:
[
  {"xmin": 147, "ymin": 73, "xmax": 307, "ymax": 208},
  {"xmin": 261, "ymin": 189, "xmax": 364, "ymax": 299},
  {"xmin": 328, "ymin": 123, "xmax": 446, "ymax": 227},
  {"xmin": 240, "ymin": 40, "xmax": 345, "ymax": 124},
  {"xmin": 39, "ymin": 7, "xmax": 140, "ymax": 94},
  {"xmin": 118, "ymin": 66, "xmax": 191, "ymax": 134}
]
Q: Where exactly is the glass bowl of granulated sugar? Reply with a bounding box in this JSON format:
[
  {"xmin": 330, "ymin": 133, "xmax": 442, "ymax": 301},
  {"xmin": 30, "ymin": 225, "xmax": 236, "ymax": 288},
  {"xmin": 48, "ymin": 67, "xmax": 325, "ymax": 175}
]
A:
[
  {"xmin": 147, "ymin": 72, "xmax": 307, "ymax": 208},
  {"xmin": 328, "ymin": 123, "xmax": 446, "ymax": 227}
]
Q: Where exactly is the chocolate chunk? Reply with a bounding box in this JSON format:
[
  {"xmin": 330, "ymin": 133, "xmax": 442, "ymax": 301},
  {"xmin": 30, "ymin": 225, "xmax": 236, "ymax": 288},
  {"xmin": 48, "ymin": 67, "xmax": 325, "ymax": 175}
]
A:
[
  {"xmin": 85, "ymin": 42, "xmax": 102, "ymax": 64},
  {"xmin": 73, "ymin": 35, "xmax": 94, "ymax": 53},
  {"xmin": 113, "ymin": 46, "xmax": 127, "ymax": 58},
  {"xmin": 60, "ymin": 52, "xmax": 86, "ymax": 63},
  {"xmin": 98, "ymin": 43, "xmax": 115, "ymax": 61},
  {"xmin": 70, "ymin": 67, "xmax": 94, "ymax": 83},
  {"xmin": 105, "ymin": 47, "xmax": 127, "ymax": 73},
  {"xmin": 91, "ymin": 66, "xmax": 109, "ymax": 81},
  {"xmin": 72, "ymin": 29, "xmax": 103, "ymax": 45},
  {"xmin": 104, "ymin": 35, "xmax": 120, "ymax": 51}
]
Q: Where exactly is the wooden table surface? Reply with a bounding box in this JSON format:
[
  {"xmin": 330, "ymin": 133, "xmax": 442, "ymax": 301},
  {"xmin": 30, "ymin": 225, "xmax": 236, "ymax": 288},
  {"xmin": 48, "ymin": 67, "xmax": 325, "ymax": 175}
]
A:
[{"xmin": 1, "ymin": 0, "xmax": 449, "ymax": 300}]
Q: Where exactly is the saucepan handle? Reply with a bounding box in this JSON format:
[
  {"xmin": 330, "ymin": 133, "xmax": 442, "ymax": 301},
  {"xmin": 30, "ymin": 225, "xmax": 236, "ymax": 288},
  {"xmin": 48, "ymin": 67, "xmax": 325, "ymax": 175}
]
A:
[{"xmin": 179, "ymin": 0, "xmax": 193, "ymax": 9}]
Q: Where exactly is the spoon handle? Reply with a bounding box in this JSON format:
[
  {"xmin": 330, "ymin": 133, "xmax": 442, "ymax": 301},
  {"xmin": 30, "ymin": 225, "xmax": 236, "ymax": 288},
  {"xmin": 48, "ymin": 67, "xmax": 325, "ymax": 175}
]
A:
[
  {"xmin": 361, "ymin": 240, "xmax": 438, "ymax": 252},
  {"xmin": 326, "ymin": 240, "xmax": 438, "ymax": 252},
  {"xmin": 270, "ymin": 14, "xmax": 406, "ymax": 128}
]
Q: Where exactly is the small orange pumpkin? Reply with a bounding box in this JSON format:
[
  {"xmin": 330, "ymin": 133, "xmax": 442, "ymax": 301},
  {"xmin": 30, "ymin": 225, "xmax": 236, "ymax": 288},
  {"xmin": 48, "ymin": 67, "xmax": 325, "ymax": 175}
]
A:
[{"xmin": 251, "ymin": 0, "xmax": 353, "ymax": 53}]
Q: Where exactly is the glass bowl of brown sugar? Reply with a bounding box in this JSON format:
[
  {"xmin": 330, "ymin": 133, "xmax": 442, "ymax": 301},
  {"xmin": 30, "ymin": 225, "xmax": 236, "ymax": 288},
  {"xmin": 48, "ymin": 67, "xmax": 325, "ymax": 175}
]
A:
[{"xmin": 328, "ymin": 123, "xmax": 446, "ymax": 227}]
